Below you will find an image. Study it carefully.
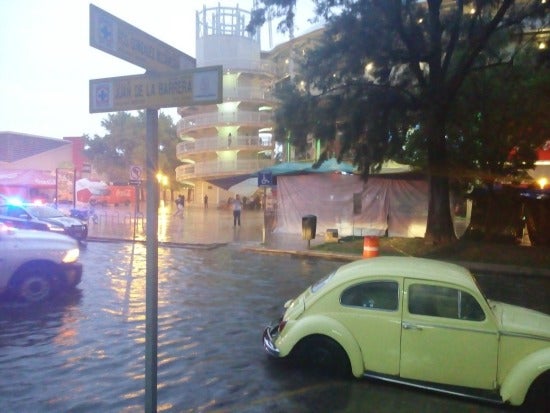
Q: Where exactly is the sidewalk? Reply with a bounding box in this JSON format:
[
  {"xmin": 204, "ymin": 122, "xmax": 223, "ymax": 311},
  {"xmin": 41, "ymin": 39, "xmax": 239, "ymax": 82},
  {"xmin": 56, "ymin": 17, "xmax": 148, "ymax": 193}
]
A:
[
  {"xmin": 86, "ymin": 202, "xmax": 319, "ymax": 250},
  {"xmin": 85, "ymin": 203, "xmax": 550, "ymax": 278}
]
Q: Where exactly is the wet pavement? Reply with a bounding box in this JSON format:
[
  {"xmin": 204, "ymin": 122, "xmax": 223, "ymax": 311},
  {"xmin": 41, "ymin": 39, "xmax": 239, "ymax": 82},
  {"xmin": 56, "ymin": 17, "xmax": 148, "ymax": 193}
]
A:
[
  {"xmin": 0, "ymin": 204, "xmax": 547, "ymax": 412},
  {"xmin": 2, "ymin": 242, "xmax": 538, "ymax": 412},
  {"xmin": 84, "ymin": 202, "xmax": 328, "ymax": 251}
]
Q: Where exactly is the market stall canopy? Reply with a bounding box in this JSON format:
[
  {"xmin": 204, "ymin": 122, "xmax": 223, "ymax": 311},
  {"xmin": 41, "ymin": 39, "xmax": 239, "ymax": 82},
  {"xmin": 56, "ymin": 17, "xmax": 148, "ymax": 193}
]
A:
[
  {"xmin": 536, "ymin": 140, "xmax": 550, "ymax": 162},
  {"xmin": 255, "ymin": 158, "xmax": 355, "ymax": 177},
  {"xmin": 0, "ymin": 169, "xmax": 55, "ymax": 187},
  {"xmin": 204, "ymin": 159, "xmax": 411, "ymax": 193}
]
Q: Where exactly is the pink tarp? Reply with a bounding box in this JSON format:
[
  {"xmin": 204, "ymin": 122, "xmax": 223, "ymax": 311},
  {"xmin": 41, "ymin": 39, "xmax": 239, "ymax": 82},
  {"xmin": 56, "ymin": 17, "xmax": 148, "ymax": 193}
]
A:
[{"xmin": 274, "ymin": 173, "xmax": 430, "ymax": 238}]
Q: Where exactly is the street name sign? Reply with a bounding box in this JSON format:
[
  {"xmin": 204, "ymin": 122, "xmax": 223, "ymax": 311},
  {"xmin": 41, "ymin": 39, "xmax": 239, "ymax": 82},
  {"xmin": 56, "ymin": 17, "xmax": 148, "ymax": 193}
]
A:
[
  {"xmin": 89, "ymin": 6, "xmax": 223, "ymax": 409},
  {"xmin": 90, "ymin": 4, "xmax": 195, "ymax": 72},
  {"xmin": 90, "ymin": 66, "xmax": 222, "ymax": 113}
]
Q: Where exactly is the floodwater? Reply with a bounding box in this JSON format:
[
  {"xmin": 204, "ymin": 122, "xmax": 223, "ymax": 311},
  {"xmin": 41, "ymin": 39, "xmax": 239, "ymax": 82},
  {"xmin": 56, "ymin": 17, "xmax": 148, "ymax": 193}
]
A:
[{"xmin": 0, "ymin": 242, "xmax": 546, "ymax": 412}]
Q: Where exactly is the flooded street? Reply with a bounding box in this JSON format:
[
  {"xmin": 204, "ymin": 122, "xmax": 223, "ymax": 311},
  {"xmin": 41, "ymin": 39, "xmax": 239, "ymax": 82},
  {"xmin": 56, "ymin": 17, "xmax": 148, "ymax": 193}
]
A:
[{"xmin": 0, "ymin": 241, "xmax": 546, "ymax": 412}]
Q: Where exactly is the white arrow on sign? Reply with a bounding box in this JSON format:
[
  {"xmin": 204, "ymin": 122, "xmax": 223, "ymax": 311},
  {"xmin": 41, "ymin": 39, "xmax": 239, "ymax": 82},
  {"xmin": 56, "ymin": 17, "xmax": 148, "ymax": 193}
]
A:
[{"xmin": 90, "ymin": 4, "xmax": 195, "ymax": 72}]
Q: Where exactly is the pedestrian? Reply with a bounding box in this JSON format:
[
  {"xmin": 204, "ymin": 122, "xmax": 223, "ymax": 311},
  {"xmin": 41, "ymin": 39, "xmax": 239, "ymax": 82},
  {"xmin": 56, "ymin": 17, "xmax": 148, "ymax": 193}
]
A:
[
  {"xmin": 174, "ymin": 194, "xmax": 184, "ymax": 218},
  {"xmin": 232, "ymin": 194, "xmax": 242, "ymax": 227},
  {"xmin": 204, "ymin": 194, "xmax": 208, "ymax": 208},
  {"xmin": 228, "ymin": 133, "xmax": 232, "ymax": 147}
]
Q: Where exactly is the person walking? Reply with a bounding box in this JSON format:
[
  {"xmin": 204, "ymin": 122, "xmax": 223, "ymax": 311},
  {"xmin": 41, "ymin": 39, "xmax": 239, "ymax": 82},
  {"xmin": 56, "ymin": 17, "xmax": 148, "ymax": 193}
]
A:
[
  {"xmin": 174, "ymin": 194, "xmax": 184, "ymax": 218},
  {"xmin": 232, "ymin": 195, "xmax": 242, "ymax": 227},
  {"xmin": 204, "ymin": 194, "xmax": 208, "ymax": 208}
]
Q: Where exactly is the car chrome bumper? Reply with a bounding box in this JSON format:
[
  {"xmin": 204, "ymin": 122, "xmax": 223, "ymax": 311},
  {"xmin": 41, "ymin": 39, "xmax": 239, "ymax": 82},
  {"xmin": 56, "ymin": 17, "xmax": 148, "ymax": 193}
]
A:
[{"xmin": 263, "ymin": 325, "xmax": 281, "ymax": 357}]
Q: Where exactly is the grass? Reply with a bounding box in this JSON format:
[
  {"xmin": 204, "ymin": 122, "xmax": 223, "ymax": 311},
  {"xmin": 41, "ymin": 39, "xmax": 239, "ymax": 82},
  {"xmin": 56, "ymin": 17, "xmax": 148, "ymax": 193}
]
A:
[{"xmin": 313, "ymin": 236, "xmax": 550, "ymax": 269}]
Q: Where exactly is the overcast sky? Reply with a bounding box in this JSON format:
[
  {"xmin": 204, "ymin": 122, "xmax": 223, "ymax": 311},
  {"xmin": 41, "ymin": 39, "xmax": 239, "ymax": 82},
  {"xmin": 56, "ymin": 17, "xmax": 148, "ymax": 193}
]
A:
[{"xmin": 0, "ymin": 0, "xmax": 317, "ymax": 139}]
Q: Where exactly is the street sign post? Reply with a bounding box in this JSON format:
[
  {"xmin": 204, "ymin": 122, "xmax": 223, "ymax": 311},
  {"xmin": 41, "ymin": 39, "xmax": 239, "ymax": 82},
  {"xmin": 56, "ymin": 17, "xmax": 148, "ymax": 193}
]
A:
[
  {"xmin": 90, "ymin": 4, "xmax": 195, "ymax": 72},
  {"xmin": 258, "ymin": 171, "xmax": 274, "ymax": 187},
  {"xmin": 90, "ymin": 66, "xmax": 222, "ymax": 113},
  {"xmin": 89, "ymin": 4, "xmax": 223, "ymax": 412}
]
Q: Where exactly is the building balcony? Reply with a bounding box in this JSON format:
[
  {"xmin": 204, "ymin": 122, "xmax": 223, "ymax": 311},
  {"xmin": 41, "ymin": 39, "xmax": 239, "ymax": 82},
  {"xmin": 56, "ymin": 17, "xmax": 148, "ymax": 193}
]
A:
[
  {"xmin": 209, "ymin": 58, "xmax": 276, "ymax": 76},
  {"xmin": 177, "ymin": 111, "xmax": 273, "ymax": 135},
  {"xmin": 175, "ymin": 158, "xmax": 274, "ymax": 181},
  {"xmin": 223, "ymin": 86, "xmax": 275, "ymax": 103},
  {"xmin": 177, "ymin": 135, "xmax": 272, "ymax": 157}
]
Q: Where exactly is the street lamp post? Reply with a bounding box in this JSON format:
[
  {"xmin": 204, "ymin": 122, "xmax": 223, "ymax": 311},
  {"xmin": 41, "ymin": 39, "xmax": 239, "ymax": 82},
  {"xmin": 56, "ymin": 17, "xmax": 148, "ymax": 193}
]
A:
[{"xmin": 156, "ymin": 172, "xmax": 168, "ymax": 204}]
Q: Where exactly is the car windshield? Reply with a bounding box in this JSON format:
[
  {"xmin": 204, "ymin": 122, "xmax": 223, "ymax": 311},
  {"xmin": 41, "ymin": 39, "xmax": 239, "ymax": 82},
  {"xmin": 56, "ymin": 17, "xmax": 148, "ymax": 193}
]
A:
[
  {"xmin": 311, "ymin": 271, "xmax": 336, "ymax": 293},
  {"xmin": 26, "ymin": 205, "xmax": 65, "ymax": 219}
]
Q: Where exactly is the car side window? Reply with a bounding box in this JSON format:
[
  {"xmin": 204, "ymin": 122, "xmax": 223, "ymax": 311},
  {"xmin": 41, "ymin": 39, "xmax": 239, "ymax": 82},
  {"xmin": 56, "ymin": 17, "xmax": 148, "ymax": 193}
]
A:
[
  {"xmin": 408, "ymin": 284, "xmax": 485, "ymax": 321},
  {"xmin": 6, "ymin": 206, "xmax": 28, "ymax": 219},
  {"xmin": 341, "ymin": 281, "xmax": 399, "ymax": 311}
]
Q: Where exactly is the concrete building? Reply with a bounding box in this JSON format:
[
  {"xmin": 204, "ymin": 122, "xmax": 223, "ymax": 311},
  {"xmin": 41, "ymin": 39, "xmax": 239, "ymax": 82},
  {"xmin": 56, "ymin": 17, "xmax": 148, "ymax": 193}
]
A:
[
  {"xmin": 0, "ymin": 132, "xmax": 89, "ymax": 201},
  {"xmin": 175, "ymin": 4, "xmax": 276, "ymax": 206}
]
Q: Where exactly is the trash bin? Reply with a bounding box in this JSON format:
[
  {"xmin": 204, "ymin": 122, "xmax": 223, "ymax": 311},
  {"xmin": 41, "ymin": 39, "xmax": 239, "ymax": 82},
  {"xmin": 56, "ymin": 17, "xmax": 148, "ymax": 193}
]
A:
[{"xmin": 302, "ymin": 215, "xmax": 317, "ymax": 240}]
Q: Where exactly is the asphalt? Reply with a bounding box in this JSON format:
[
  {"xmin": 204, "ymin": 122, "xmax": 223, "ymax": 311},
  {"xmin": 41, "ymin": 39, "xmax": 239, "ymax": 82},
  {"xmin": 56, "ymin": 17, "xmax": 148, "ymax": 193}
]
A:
[{"xmin": 84, "ymin": 202, "xmax": 550, "ymax": 278}]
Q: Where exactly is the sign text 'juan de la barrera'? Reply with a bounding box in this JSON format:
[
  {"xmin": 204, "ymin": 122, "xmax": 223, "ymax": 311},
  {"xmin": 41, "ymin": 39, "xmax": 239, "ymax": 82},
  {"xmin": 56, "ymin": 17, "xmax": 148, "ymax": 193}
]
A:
[
  {"xmin": 89, "ymin": 4, "xmax": 222, "ymax": 113},
  {"xmin": 89, "ymin": 66, "xmax": 222, "ymax": 113}
]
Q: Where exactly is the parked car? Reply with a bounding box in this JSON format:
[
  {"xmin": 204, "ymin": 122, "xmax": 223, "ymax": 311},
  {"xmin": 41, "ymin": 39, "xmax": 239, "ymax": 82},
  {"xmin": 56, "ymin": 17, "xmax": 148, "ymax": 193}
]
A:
[
  {"xmin": 0, "ymin": 202, "xmax": 88, "ymax": 243},
  {"xmin": 263, "ymin": 257, "xmax": 550, "ymax": 411},
  {"xmin": 0, "ymin": 222, "xmax": 83, "ymax": 302}
]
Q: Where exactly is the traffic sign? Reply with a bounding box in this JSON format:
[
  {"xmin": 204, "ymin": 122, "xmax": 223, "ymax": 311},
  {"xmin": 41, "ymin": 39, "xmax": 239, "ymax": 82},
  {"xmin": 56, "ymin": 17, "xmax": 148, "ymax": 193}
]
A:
[
  {"xmin": 258, "ymin": 171, "xmax": 274, "ymax": 187},
  {"xmin": 90, "ymin": 66, "xmax": 222, "ymax": 113},
  {"xmin": 90, "ymin": 4, "xmax": 195, "ymax": 73},
  {"xmin": 129, "ymin": 165, "xmax": 143, "ymax": 181}
]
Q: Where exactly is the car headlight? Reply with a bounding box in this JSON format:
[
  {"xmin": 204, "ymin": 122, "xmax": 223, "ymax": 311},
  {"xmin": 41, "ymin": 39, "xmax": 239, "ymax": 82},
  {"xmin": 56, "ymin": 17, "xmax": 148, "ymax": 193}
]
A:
[
  {"xmin": 62, "ymin": 248, "xmax": 80, "ymax": 263},
  {"xmin": 47, "ymin": 223, "xmax": 65, "ymax": 232}
]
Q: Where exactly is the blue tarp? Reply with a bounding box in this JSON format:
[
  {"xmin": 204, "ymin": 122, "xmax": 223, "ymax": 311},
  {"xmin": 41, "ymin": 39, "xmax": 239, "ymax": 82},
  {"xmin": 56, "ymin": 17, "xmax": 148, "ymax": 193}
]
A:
[
  {"xmin": 205, "ymin": 159, "xmax": 355, "ymax": 190},
  {"xmin": 255, "ymin": 158, "xmax": 355, "ymax": 176}
]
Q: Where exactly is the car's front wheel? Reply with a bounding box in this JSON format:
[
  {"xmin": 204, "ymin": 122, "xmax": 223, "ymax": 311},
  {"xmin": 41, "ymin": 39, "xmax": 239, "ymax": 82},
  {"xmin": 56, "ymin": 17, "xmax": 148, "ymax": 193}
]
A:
[
  {"xmin": 523, "ymin": 372, "xmax": 550, "ymax": 413},
  {"xmin": 292, "ymin": 335, "xmax": 351, "ymax": 377},
  {"xmin": 14, "ymin": 270, "xmax": 54, "ymax": 302}
]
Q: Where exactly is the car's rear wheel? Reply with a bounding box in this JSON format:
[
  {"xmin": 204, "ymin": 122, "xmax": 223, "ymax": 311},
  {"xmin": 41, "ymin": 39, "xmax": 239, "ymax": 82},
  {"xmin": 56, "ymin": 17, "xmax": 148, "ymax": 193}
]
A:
[
  {"xmin": 14, "ymin": 270, "xmax": 54, "ymax": 302},
  {"xmin": 523, "ymin": 372, "xmax": 550, "ymax": 413},
  {"xmin": 292, "ymin": 335, "xmax": 351, "ymax": 377}
]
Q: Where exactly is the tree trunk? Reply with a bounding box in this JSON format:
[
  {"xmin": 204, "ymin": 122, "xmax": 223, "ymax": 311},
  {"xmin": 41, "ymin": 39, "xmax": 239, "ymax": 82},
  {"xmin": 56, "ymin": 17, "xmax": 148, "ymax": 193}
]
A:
[
  {"xmin": 424, "ymin": 108, "xmax": 456, "ymax": 244},
  {"xmin": 425, "ymin": 174, "xmax": 455, "ymax": 244}
]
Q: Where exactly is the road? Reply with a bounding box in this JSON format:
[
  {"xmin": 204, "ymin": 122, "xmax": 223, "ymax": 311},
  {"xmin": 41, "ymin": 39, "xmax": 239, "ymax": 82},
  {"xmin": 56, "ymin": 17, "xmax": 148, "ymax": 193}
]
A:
[{"xmin": 0, "ymin": 240, "xmax": 546, "ymax": 412}]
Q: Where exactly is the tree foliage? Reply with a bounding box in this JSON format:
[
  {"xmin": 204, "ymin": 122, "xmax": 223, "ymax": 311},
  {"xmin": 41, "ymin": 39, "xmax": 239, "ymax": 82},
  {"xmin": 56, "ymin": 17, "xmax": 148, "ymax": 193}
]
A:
[
  {"xmin": 84, "ymin": 111, "xmax": 180, "ymax": 185},
  {"xmin": 251, "ymin": 0, "xmax": 549, "ymax": 243}
]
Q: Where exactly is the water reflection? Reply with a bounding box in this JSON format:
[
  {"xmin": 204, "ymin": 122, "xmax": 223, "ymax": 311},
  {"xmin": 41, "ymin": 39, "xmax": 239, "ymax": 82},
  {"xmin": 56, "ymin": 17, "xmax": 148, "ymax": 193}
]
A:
[
  {"xmin": 0, "ymin": 242, "xmax": 542, "ymax": 412},
  {"xmin": 0, "ymin": 291, "xmax": 82, "ymax": 348}
]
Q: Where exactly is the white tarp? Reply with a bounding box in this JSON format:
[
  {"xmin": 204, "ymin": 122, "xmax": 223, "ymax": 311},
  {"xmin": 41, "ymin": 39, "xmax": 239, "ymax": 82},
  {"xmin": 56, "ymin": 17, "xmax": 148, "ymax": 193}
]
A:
[{"xmin": 274, "ymin": 173, "xmax": 429, "ymax": 238}]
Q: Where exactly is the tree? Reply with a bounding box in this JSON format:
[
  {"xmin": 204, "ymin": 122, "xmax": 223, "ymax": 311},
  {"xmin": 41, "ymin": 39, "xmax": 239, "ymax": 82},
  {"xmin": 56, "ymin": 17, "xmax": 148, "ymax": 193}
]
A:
[
  {"xmin": 250, "ymin": 0, "xmax": 549, "ymax": 243},
  {"xmin": 84, "ymin": 111, "xmax": 180, "ymax": 186}
]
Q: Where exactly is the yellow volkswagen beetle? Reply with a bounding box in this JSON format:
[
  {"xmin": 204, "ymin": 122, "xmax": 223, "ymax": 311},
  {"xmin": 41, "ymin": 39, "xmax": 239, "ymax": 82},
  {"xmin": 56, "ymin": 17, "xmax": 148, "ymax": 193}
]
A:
[{"xmin": 263, "ymin": 257, "xmax": 550, "ymax": 411}]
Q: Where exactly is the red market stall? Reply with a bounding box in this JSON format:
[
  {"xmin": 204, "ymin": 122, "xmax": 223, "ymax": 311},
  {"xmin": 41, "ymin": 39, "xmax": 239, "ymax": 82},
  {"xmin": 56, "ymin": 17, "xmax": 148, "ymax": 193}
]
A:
[{"xmin": 0, "ymin": 169, "xmax": 55, "ymax": 201}]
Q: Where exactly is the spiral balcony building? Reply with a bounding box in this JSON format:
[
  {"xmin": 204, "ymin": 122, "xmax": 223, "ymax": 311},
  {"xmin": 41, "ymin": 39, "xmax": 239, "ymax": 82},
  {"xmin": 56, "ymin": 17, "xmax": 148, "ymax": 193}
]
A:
[{"xmin": 175, "ymin": 4, "xmax": 276, "ymax": 204}]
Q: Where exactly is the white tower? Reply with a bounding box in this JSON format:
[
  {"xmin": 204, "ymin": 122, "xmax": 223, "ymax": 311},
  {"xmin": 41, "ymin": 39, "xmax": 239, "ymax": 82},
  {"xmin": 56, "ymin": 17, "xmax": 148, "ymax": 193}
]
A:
[{"xmin": 175, "ymin": 4, "xmax": 275, "ymax": 204}]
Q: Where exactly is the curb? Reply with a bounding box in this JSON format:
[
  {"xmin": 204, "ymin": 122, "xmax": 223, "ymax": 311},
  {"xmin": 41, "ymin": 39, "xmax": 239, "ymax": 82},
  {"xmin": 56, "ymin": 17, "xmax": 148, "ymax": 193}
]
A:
[
  {"xmin": 87, "ymin": 236, "xmax": 227, "ymax": 250},
  {"xmin": 242, "ymin": 246, "xmax": 550, "ymax": 278}
]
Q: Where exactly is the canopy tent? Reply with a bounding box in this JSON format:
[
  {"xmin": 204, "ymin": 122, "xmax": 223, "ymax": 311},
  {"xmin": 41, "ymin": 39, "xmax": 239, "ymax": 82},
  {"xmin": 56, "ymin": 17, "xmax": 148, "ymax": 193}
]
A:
[
  {"xmin": 0, "ymin": 169, "xmax": 56, "ymax": 201},
  {"xmin": 0, "ymin": 169, "xmax": 55, "ymax": 187},
  {"xmin": 536, "ymin": 140, "xmax": 550, "ymax": 161},
  {"xmin": 204, "ymin": 159, "xmax": 356, "ymax": 196},
  {"xmin": 204, "ymin": 174, "xmax": 251, "ymax": 190},
  {"xmin": 529, "ymin": 140, "xmax": 550, "ymax": 183},
  {"xmin": 274, "ymin": 172, "xmax": 429, "ymax": 238},
  {"xmin": 255, "ymin": 158, "xmax": 355, "ymax": 177}
]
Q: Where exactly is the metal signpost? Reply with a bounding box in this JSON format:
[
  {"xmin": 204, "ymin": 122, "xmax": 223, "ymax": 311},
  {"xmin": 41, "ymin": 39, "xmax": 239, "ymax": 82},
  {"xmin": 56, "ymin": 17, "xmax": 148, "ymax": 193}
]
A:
[{"xmin": 89, "ymin": 5, "xmax": 222, "ymax": 412}]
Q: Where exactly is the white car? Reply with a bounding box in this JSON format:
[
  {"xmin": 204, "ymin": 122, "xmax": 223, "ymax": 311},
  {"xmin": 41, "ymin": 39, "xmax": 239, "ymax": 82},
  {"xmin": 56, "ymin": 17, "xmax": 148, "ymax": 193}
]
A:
[{"xmin": 0, "ymin": 222, "xmax": 83, "ymax": 302}]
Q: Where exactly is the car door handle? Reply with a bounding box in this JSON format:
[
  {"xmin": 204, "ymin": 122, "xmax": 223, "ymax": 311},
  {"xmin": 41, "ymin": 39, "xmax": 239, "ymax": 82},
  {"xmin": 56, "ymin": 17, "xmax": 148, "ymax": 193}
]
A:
[{"xmin": 402, "ymin": 322, "xmax": 423, "ymax": 331}]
